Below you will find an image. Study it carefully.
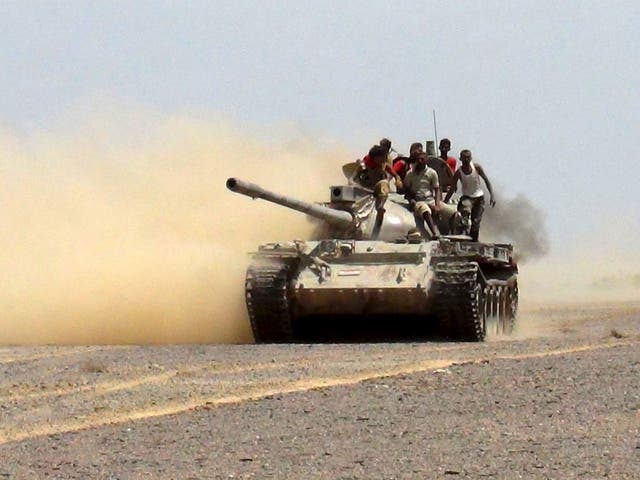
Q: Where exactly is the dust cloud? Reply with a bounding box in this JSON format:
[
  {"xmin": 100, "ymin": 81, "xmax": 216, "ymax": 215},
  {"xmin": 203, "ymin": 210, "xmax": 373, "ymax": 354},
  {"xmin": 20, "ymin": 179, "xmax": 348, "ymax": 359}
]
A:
[
  {"xmin": 479, "ymin": 190, "xmax": 639, "ymax": 338},
  {"xmin": 0, "ymin": 109, "xmax": 344, "ymax": 344},
  {"xmin": 521, "ymin": 240, "xmax": 640, "ymax": 305},
  {"xmin": 514, "ymin": 224, "xmax": 640, "ymax": 338},
  {"xmin": 2, "ymin": 108, "xmax": 634, "ymax": 345},
  {"xmin": 483, "ymin": 192, "xmax": 549, "ymax": 261}
]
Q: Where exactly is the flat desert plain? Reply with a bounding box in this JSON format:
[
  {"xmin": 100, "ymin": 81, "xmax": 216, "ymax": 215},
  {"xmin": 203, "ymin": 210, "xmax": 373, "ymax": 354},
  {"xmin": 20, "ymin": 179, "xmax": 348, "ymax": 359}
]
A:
[{"xmin": 1, "ymin": 302, "xmax": 639, "ymax": 479}]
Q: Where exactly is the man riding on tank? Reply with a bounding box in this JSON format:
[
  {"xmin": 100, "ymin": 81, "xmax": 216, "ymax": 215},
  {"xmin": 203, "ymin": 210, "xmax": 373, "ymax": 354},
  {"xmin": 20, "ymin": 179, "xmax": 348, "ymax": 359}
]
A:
[
  {"xmin": 391, "ymin": 142, "xmax": 423, "ymax": 181},
  {"xmin": 444, "ymin": 149, "xmax": 496, "ymax": 241},
  {"xmin": 402, "ymin": 152, "xmax": 442, "ymax": 239}
]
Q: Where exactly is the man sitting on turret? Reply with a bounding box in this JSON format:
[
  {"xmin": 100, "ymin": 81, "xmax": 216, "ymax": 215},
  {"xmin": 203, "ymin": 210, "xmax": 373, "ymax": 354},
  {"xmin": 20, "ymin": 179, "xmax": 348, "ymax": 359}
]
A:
[
  {"xmin": 361, "ymin": 138, "xmax": 401, "ymax": 172},
  {"xmin": 439, "ymin": 138, "xmax": 458, "ymax": 174},
  {"xmin": 391, "ymin": 142, "xmax": 423, "ymax": 180},
  {"xmin": 379, "ymin": 138, "xmax": 400, "ymax": 164},
  {"xmin": 353, "ymin": 145, "xmax": 403, "ymax": 211},
  {"xmin": 403, "ymin": 153, "xmax": 442, "ymax": 239},
  {"xmin": 350, "ymin": 145, "xmax": 405, "ymax": 238}
]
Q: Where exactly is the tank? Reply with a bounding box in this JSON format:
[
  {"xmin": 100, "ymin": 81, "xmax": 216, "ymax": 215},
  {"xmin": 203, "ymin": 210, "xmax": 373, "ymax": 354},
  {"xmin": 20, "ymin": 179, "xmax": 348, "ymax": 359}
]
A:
[{"xmin": 226, "ymin": 177, "xmax": 518, "ymax": 343}]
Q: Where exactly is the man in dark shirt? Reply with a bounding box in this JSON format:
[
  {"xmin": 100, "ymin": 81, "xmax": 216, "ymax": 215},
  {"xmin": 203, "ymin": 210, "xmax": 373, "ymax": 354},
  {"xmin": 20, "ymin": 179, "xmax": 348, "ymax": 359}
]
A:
[
  {"xmin": 353, "ymin": 145, "xmax": 402, "ymax": 211},
  {"xmin": 439, "ymin": 138, "xmax": 458, "ymax": 174}
]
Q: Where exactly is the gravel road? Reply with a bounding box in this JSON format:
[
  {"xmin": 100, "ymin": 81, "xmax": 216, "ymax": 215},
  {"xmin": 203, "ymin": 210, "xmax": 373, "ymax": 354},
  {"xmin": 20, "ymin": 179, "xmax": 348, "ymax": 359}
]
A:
[{"xmin": 1, "ymin": 302, "xmax": 639, "ymax": 479}]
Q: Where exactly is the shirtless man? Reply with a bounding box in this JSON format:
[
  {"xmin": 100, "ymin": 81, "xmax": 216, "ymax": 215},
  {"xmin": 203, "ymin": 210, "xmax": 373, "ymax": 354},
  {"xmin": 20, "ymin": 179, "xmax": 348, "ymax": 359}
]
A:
[{"xmin": 444, "ymin": 149, "xmax": 495, "ymax": 241}]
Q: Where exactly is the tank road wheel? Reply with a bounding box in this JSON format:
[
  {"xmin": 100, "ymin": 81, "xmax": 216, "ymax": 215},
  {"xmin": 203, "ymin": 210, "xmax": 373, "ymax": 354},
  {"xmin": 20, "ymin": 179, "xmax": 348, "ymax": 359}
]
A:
[
  {"xmin": 245, "ymin": 264, "xmax": 294, "ymax": 343},
  {"xmin": 483, "ymin": 283, "xmax": 518, "ymax": 337},
  {"xmin": 483, "ymin": 286, "xmax": 497, "ymax": 336},
  {"xmin": 498, "ymin": 286, "xmax": 510, "ymax": 335},
  {"xmin": 505, "ymin": 281, "xmax": 519, "ymax": 334},
  {"xmin": 433, "ymin": 262, "xmax": 486, "ymax": 342}
]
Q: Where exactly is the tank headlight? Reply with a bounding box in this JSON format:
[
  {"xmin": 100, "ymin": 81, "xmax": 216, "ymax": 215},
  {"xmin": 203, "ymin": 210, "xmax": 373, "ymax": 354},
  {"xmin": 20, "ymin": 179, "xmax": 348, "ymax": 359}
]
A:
[{"xmin": 319, "ymin": 240, "xmax": 337, "ymax": 254}]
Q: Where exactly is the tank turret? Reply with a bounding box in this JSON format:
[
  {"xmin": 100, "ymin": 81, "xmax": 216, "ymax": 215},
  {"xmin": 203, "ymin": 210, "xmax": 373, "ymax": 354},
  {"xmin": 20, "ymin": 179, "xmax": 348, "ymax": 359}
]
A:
[{"xmin": 227, "ymin": 177, "xmax": 419, "ymax": 241}]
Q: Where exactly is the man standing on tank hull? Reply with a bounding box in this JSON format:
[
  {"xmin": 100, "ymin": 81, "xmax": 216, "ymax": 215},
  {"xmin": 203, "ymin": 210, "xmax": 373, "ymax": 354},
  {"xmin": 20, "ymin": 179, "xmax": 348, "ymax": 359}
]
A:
[{"xmin": 444, "ymin": 149, "xmax": 495, "ymax": 242}]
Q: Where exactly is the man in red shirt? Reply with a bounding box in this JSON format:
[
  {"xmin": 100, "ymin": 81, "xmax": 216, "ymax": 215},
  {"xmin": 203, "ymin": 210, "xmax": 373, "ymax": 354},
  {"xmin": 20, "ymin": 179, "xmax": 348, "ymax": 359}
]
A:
[
  {"xmin": 439, "ymin": 138, "xmax": 458, "ymax": 174},
  {"xmin": 353, "ymin": 145, "xmax": 403, "ymax": 207},
  {"xmin": 391, "ymin": 142, "xmax": 423, "ymax": 180},
  {"xmin": 352, "ymin": 145, "xmax": 404, "ymax": 238},
  {"xmin": 362, "ymin": 138, "xmax": 399, "ymax": 170},
  {"xmin": 358, "ymin": 143, "xmax": 403, "ymax": 190}
]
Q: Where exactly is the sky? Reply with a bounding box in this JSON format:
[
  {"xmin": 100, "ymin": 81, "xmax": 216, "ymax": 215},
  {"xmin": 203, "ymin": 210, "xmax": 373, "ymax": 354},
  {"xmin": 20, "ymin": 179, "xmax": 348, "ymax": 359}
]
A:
[{"xmin": 1, "ymin": 0, "xmax": 639, "ymax": 253}]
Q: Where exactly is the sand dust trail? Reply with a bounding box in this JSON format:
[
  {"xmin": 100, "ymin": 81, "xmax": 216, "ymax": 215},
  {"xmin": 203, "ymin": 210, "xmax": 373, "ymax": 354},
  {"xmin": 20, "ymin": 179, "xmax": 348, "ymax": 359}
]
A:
[
  {"xmin": 0, "ymin": 109, "xmax": 346, "ymax": 345},
  {"xmin": 3, "ymin": 106, "xmax": 637, "ymax": 346}
]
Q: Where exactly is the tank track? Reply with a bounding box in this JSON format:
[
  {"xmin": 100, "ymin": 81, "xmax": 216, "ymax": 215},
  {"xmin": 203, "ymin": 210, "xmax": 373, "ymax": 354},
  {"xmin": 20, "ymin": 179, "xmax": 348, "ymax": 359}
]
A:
[
  {"xmin": 433, "ymin": 261, "xmax": 519, "ymax": 341},
  {"xmin": 245, "ymin": 263, "xmax": 294, "ymax": 343},
  {"xmin": 433, "ymin": 261, "xmax": 485, "ymax": 341}
]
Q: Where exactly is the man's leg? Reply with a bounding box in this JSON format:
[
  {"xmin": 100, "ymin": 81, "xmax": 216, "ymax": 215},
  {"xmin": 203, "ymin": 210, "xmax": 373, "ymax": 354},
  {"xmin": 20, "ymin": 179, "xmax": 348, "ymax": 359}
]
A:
[
  {"xmin": 414, "ymin": 215, "xmax": 432, "ymax": 239},
  {"xmin": 415, "ymin": 201, "xmax": 439, "ymax": 239},
  {"xmin": 434, "ymin": 202, "xmax": 456, "ymax": 235},
  {"xmin": 469, "ymin": 196, "xmax": 485, "ymax": 242},
  {"xmin": 423, "ymin": 212, "xmax": 441, "ymax": 238},
  {"xmin": 373, "ymin": 180, "xmax": 390, "ymax": 211},
  {"xmin": 372, "ymin": 180, "xmax": 390, "ymax": 239}
]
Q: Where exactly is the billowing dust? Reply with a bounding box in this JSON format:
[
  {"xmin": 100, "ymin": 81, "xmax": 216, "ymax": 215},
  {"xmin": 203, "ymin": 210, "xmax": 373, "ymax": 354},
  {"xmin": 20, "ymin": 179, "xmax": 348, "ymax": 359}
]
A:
[
  {"xmin": 1, "ymin": 109, "xmax": 636, "ymax": 344},
  {"xmin": 479, "ymin": 188, "xmax": 639, "ymax": 338},
  {"xmin": 0, "ymin": 110, "xmax": 344, "ymax": 344},
  {"xmin": 514, "ymin": 228, "xmax": 640, "ymax": 338},
  {"xmin": 482, "ymin": 192, "xmax": 549, "ymax": 261}
]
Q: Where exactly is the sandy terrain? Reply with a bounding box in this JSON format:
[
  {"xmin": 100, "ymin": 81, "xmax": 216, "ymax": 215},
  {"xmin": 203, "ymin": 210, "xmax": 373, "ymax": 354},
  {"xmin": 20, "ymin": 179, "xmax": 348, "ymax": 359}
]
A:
[{"xmin": 0, "ymin": 302, "xmax": 639, "ymax": 479}]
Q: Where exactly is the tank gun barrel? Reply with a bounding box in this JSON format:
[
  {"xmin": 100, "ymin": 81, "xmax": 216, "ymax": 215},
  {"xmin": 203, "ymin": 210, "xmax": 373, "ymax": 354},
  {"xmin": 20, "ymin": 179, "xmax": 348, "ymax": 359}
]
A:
[{"xmin": 226, "ymin": 177, "xmax": 354, "ymax": 228}]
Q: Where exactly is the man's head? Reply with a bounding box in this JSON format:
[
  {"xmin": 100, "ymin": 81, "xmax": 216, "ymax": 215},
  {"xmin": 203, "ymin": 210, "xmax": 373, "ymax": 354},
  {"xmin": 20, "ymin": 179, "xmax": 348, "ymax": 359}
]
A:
[
  {"xmin": 459, "ymin": 149, "xmax": 472, "ymax": 165},
  {"xmin": 439, "ymin": 138, "xmax": 451, "ymax": 155},
  {"xmin": 379, "ymin": 138, "xmax": 392, "ymax": 153},
  {"xmin": 409, "ymin": 142, "xmax": 423, "ymax": 162},
  {"xmin": 368, "ymin": 145, "xmax": 387, "ymax": 166},
  {"xmin": 414, "ymin": 152, "xmax": 428, "ymax": 172}
]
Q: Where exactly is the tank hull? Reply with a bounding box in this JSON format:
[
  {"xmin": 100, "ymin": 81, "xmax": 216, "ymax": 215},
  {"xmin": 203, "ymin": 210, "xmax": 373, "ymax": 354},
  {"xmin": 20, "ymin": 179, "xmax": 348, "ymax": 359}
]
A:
[{"xmin": 245, "ymin": 238, "xmax": 518, "ymax": 342}]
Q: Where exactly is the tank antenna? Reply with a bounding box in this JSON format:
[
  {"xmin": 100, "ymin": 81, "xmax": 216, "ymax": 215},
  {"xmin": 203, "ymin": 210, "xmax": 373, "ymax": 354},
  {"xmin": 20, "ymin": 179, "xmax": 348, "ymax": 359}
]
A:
[{"xmin": 432, "ymin": 109, "xmax": 438, "ymax": 146}]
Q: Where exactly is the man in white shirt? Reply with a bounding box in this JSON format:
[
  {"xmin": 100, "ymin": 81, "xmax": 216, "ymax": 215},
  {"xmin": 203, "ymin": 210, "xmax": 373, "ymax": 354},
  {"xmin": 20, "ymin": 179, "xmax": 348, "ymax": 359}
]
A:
[{"xmin": 444, "ymin": 149, "xmax": 495, "ymax": 241}]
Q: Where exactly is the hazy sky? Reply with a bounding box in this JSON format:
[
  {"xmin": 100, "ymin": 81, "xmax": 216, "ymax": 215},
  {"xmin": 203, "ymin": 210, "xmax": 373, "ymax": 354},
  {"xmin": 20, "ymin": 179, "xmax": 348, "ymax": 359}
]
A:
[{"xmin": 1, "ymin": 1, "xmax": 638, "ymax": 252}]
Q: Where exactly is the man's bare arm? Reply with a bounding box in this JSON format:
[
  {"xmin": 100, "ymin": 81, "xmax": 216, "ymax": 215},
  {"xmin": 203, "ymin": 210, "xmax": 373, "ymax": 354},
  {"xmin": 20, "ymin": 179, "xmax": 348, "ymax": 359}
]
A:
[
  {"xmin": 444, "ymin": 170, "xmax": 460, "ymax": 203},
  {"xmin": 385, "ymin": 164, "xmax": 403, "ymax": 190},
  {"xmin": 385, "ymin": 164, "xmax": 401, "ymax": 181},
  {"xmin": 475, "ymin": 163, "xmax": 495, "ymax": 206}
]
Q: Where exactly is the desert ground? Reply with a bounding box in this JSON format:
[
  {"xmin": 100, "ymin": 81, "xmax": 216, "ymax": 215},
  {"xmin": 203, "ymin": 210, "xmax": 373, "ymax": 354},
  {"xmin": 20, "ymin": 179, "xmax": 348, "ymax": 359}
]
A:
[{"xmin": 1, "ymin": 302, "xmax": 639, "ymax": 479}]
